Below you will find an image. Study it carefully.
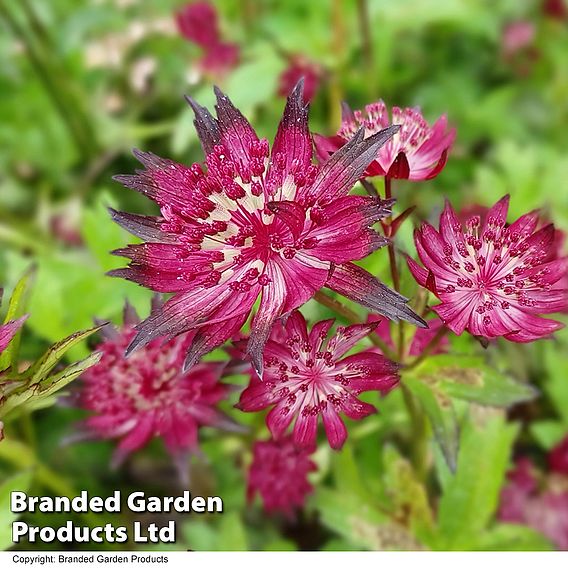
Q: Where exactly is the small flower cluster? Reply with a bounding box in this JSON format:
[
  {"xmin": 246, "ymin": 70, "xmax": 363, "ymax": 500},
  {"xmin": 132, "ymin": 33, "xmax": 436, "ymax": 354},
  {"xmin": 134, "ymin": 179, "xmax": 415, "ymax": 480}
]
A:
[
  {"xmin": 73, "ymin": 303, "xmax": 240, "ymax": 477},
  {"xmin": 499, "ymin": 436, "xmax": 568, "ymax": 550}
]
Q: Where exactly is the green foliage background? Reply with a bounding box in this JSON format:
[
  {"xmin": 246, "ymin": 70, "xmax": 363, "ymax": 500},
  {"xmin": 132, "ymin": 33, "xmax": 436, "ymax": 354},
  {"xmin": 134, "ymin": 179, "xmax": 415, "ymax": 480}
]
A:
[{"xmin": 0, "ymin": 0, "xmax": 567, "ymax": 552}]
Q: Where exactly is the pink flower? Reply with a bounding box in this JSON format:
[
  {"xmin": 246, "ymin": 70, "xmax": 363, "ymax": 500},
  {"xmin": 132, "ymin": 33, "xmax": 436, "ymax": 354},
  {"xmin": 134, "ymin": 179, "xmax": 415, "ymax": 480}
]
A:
[
  {"xmin": 247, "ymin": 436, "xmax": 316, "ymax": 517},
  {"xmin": 236, "ymin": 311, "xmax": 399, "ymax": 450},
  {"xmin": 315, "ymin": 101, "xmax": 455, "ymax": 181},
  {"xmin": 277, "ymin": 56, "xmax": 323, "ymax": 103},
  {"xmin": 549, "ymin": 436, "xmax": 568, "ymax": 475},
  {"xmin": 501, "ymin": 21, "xmax": 536, "ymax": 59},
  {"xmin": 368, "ymin": 315, "xmax": 448, "ymax": 356},
  {"xmin": 176, "ymin": 2, "xmax": 220, "ymax": 48},
  {"xmin": 75, "ymin": 303, "xmax": 240, "ymax": 469},
  {"xmin": 111, "ymin": 82, "xmax": 424, "ymax": 376},
  {"xmin": 0, "ymin": 290, "xmax": 28, "ymax": 355},
  {"xmin": 499, "ymin": 458, "xmax": 568, "ymax": 550},
  {"xmin": 175, "ymin": 2, "xmax": 240, "ymax": 78},
  {"xmin": 407, "ymin": 196, "xmax": 568, "ymax": 342}
]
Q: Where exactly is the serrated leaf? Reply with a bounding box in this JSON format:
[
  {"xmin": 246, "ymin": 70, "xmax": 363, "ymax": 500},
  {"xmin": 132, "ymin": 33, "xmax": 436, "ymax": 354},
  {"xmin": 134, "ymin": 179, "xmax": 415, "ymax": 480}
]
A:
[
  {"xmin": 0, "ymin": 470, "xmax": 34, "ymax": 550},
  {"xmin": 37, "ymin": 351, "xmax": 102, "ymax": 397},
  {"xmin": 23, "ymin": 324, "xmax": 104, "ymax": 386},
  {"xmin": 404, "ymin": 376, "xmax": 459, "ymax": 472},
  {"xmin": 436, "ymin": 415, "xmax": 518, "ymax": 550},
  {"xmin": 0, "ymin": 267, "xmax": 35, "ymax": 371}
]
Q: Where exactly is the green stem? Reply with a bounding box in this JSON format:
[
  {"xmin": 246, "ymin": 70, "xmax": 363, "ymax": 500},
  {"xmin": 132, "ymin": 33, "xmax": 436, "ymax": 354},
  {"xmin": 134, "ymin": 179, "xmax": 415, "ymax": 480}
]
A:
[
  {"xmin": 401, "ymin": 384, "xmax": 429, "ymax": 479},
  {"xmin": 0, "ymin": 2, "xmax": 95, "ymax": 161},
  {"xmin": 313, "ymin": 291, "xmax": 398, "ymax": 360}
]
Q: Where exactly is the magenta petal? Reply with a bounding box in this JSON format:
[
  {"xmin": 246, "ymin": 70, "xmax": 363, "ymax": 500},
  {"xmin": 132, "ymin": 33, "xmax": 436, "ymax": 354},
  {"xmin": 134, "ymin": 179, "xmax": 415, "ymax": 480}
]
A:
[
  {"xmin": 213, "ymin": 86, "xmax": 259, "ymax": 166},
  {"xmin": 322, "ymin": 408, "xmax": 347, "ymax": 450},
  {"xmin": 267, "ymin": 402, "xmax": 296, "ymax": 439},
  {"xmin": 108, "ymin": 209, "xmax": 173, "ymax": 243},
  {"xmin": 267, "ymin": 80, "xmax": 312, "ymax": 189},
  {"xmin": 247, "ymin": 264, "xmax": 287, "ymax": 377},
  {"xmin": 307, "ymin": 126, "xmax": 400, "ymax": 204},
  {"xmin": 292, "ymin": 412, "xmax": 318, "ymax": 449},
  {"xmin": 0, "ymin": 315, "xmax": 28, "ymax": 354}
]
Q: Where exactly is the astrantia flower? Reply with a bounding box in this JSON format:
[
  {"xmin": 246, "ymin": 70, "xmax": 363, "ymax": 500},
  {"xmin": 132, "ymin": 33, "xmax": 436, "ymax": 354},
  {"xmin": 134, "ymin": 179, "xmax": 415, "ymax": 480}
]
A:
[
  {"xmin": 111, "ymin": 82, "xmax": 424, "ymax": 376},
  {"xmin": 176, "ymin": 1, "xmax": 240, "ymax": 78},
  {"xmin": 0, "ymin": 290, "xmax": 28, "ymax": 355},
  {"xmin": 247, "ymin": 435, "xmax": 316, "ymax": 517},
  {"xmin": 315, "ymin": 100, "xmax": 455, "ymax": 181},
  {"xmin": 237, "ymin": 311, "xmax": 399, "ymax": 449},
  {"xmin": 499, "ymin": 458, "xmax": 568, "ymax": 550},
  {"xmin": 278, "ymin": 56, "xmax": 323, "ymax": 103},
  {"xmin": 369, "ymin": 315, "xmax": 448, "ymax": 356},
  {"xmin": 75, "ymin": 304, "xmax": 240, "ymax": 469},
  {"xmin": 407, "ymin": 196, "xmax": 568, "ymax": 342}
]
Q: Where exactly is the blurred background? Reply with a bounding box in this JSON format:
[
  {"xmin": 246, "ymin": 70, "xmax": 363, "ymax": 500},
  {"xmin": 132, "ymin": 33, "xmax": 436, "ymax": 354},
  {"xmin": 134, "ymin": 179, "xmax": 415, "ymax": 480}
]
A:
[{"xmin": 1, "ymin": 0, "xmax": 567, "ymax": 552}]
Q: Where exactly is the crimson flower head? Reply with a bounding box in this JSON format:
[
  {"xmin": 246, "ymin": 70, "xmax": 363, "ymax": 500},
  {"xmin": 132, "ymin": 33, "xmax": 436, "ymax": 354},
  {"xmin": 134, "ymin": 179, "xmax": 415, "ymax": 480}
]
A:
[
  {"xmin": 315, "ymin": 100, "xmax": 455, "ymax": 181},
  {"xmin": 247, "ymin": 436, "xmax": 316, "ymax": 518},
  {"xmin": 176, "ymin": 2, "xmax": 219, "ymax": 48},
  {"xmin": 369, "ymin": 315, "xmax": 448, "ymax": 356},
  {"xmin": 277, "ymin": 56, "xmax": 323, "ymax": 103},
  {"xmin": 75, "ymin": 303, "xmax": 239, "ymax": 470},
  {"xmin": 0, "ymin": 290, "xmax": 28, "ymax": 355},
  {"xmin": 407, "ymin": 196, "xmax": 568, "ymax": 342},
  {"xmin": 175, "ymin": 1, "xmax": 239, "ymax": 78},
  {"xmin": 111, "ymin": 82, "xmax": 425, "ymax": 376},
  {"xmin": 237, "ymin": 311, "xmax": 399, "ymax": 450}
]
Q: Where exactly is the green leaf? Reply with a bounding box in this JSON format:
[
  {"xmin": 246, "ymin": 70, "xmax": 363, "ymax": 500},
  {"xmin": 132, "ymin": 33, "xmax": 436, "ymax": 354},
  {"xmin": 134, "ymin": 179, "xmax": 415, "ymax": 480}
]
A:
[
  {"xmin": 0, "ymin": 267, "xmax": 35, "ymax": 371},
  {"xmin": 182, "ymin": 521, "xmax": 217, "ymax": 552},
  {"xmin": 530, "ymin": 420, "xmax": 567, "ymax": 450},
  {"xmin": 436, "ymin": 415, "xmax": 518, "ymax": 550},
  {"xmin": 381, "ymin": 446, "xmax": 436, "ymax": 546},
  {"xmin": 0, "ymin": 470, "xmax": 34, "ymax": 550},
  {"xmin": 472, "ymin": 524, "xmax": 553, "ymax": 551},
  {"xmin": 217, "ymin": 512, "xmax": 248, "ymax": 551},
  {"xmin": 404, "ymin": 376, "xmax": 459, "ymax": 472},
  {"xmin": 412, "ymin": 354, "xmax": 537, "ymax": 408},
  {"xmin": 22, "ymin": 324, "xmax": 104, "ymax": 386},
  {"xmin": 37, "ymin": 351, "xmax": 102, "ymax": 397}
]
